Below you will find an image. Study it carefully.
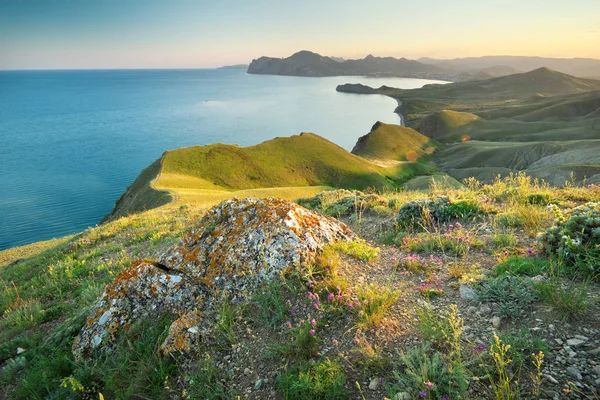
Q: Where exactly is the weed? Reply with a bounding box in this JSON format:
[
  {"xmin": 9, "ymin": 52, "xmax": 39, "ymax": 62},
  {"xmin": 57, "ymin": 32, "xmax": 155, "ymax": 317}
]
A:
[
  {"xmin": 477, "ymin": 276, "xmax": 534, "ymax": 318},
  {"xmin": 329, "ymin": 240, "xmax": 380, "ymax": 262},
  {"xmin": 187, "ymin": 353, "xmax": 231, "ymax": 399},
  {"xmin": 499, "ymin": 329, "xmax": 549, "ymax": 367},
  {"xmin": 390, "ymin": 343, "xmax": 468, "ymax": 400},
  {"xmin": 532, "ymin": 278, "xmax": 596, "ymax": 319},
  {"xmin": 495, "ymin": 256, "xmax": 547, "ymax": 277},
  {"xmin": 415, "ymin": 302, "xmax": 452, "ymax": 345},
  {"xmin": 253, "ymin": 280, "xmax": 287, "ymax": 328},
  {"xmin": 277, "ymin": 359, "xmax": 348, "ymax": 400},
  {"xmin": 215, "ymin": 300, "xmax": 239, "ymax": 349},
  {"xmin": 356, "ymin": 283, "xmax": 400, "ymax": 329}
]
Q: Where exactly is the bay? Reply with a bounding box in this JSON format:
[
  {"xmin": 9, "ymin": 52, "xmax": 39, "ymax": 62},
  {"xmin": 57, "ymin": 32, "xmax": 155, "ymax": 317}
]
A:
[{"xmin": 0, "ymin": 68, "xmax": 446, "ymax": 250}]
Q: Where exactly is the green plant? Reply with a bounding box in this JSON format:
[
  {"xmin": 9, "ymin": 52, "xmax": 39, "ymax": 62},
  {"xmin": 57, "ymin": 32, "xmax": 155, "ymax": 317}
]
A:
[
  {"xmin": 532, "ymin": 278, "xmax": 596, "ymax": 319},
  {"xmin": 215, "ymin": 300, "xmax": 239, "ymax": 349},
  {"xmin": 477, "ymin": 276, "xmax": 534, "ymax": 318},
  {"xmin": 187, "ymin": 353, "xmax": 231, "ymax": 399},
  {"xmin": 356, "ymin": 283, "xmax": 400, "ymax": 329},
  {"xmin": 253, "ymin": 280, "xmax": 287, "ymax": 328},
  {"xmin": 276, "ymin": 359, "xmax": 348, "ymax": 400},
  {"xmin": 391, "ymin": 343, "xmax": 468, "ymax": 400},
  {"xmin": 537, "ymin": 202, "xmax": 600, "ymax": 277},
  {"xmin": 485, "ymin": 334, "xmax": 520, "ymax": 400},
  {"xmin": 329, "ymin": 240, "xmax": 380, "ymax": 262},
  {"xmin": 499, "ymin": 329, "xmax": 549, "ymax": 367},
  {"xmin": 495, "ymin": 257, "xmax": 547, "ymax": 277},
  {"xmin": 415, "ymin": 302, "xmax": 452, "ymax": 345},
  {"xmin": 396, "ymin": 196, "xmax": 450, "ymax": 228}
]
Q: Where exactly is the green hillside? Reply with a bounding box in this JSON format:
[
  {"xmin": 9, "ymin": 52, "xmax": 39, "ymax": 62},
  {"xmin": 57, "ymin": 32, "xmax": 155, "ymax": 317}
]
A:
[
  {"xmin": 104, "ymin": 132, "xmax": 435, "ymax": 221},
  {"xmin": 351, "ymin": 121, "xmax": 434, "ymax": 161}
]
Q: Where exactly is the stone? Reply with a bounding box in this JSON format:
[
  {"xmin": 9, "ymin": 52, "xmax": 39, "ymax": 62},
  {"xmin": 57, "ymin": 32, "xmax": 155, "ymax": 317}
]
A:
[
  {"xmin": 567, "ymin": 338, "xmax": 586, "ymax": 346},
  {"xmin": 254, "ymin": 379, "xmax": 263, "ymax": 389},
  {"xmin": 589, "ymin": 347, "xmax": 600, "ymax": 356},
  {"xmin": 479, "ymin": 304, "xmax": 491, "ymax": 315},
  {"xmin": 554, "ymin": 339, "xmax": 564, "ymax": 345},
  {"xmin": 72, "ymin": 197, "xmax": 356, "ymax": 361},
  {"xmin": 567, "ymin": 366, "xmax": 582, "ymax": 380},
  {"xmin": 459, "ymin": 285, "xmax": 478, "ymax": 299},
  {"xmin": 159, "ymin": 311, "xmax": 202, "ymax": 355},
  {"xmin": 593, "ymin": 365, "xmax": 600, "ymax": 375},
  {"xmin": 369, "ymin": 377, "xmax": 379, "ymax": 390},
  {"xmin": 574, "ymin": 335, "xmax": 589, "ymax": 341},
  {"xmin": 16, "ymin": 347, "xmax": 25, "ymax": 355},
  {"xmin": 244, "ymin": 367, "xmax": 252, "ymax": 376},
  {"xmin": 491, "ymin": 316, "xmax": 501, "ymax": 329},
  {"xmin": 543, "ymin": 374, "xmax": 558, "ymax": 384}
]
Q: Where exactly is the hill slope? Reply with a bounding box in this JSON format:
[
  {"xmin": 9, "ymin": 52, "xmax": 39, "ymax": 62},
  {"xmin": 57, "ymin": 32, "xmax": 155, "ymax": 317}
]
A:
[
  {"xmin": 104, "ymin": 132, "xmax": 434, "ymax": 221},
  {"xmin": 351, "ymin": 121, "xmax": 434, "ymax": 161}
]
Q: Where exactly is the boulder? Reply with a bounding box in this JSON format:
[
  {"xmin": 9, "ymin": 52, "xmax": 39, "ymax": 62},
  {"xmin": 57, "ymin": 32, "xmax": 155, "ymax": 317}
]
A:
[{"xmin": 73, "ymin": 197, "xmax": 355, "ymax": 360}]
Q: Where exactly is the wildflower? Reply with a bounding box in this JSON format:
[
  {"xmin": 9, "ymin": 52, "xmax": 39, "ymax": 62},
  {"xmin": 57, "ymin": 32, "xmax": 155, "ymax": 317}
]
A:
[
  {"xmin": 290, "ymin": 308, "xmax": 296, "ymax": 315},
  {"xmin": 336, "ymin": 286, "xmax": 342, "ymax": 294},
  {"xmin": 332, "ymin": 338, "xmax": 339, "ymax": 346},
  {"xmin": 327, "ymin": 293, "xmax": 335, "ymax": 301},
  {"xmin": 419, "ymin": 390, "xmax": 427, "ymax": 398},
  {"xmin": 285, "ymin": 321, "xmax": 292, "ymax": 329},
  {"xmin": 309, "ymin": 329, "xmax": 316, "ymax": 336},
  {"xmin": 353, "ymin": 337, "xmax": 360, "ymax": 344},
  {"xmin": 504, "ymin": 250, "xmax": 509, "ymax": 256},
  {"xmin": 313, "ymin": 301, "xmax": 321, "ymax": 309},
  {"xmin": 425, "ymin": 381, "xmax": 433, "ymax": 389},
  {"xmin": 311, "ymin": 318, "xmax": 317, "ymax": 327},
  {"xmin": 527, "ymin": 248, "xmax": 533, "ymax": 255},
  {"xmin": 442, "ymin": 396, "xmax": 450, "ymax": 400},
  {"xmin": 380, "ymin": 377, "xmax": 385, "ymax": 383},
  {"xmin": 337, "ymin": 295, "xmax": 344, "ymax": 302}
]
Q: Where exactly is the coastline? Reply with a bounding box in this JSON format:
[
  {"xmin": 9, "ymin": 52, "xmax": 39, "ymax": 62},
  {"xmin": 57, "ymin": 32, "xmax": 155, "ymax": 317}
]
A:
[{"xmin": 394, "ymin": 99, "xmax": 404, "ymax": 126}]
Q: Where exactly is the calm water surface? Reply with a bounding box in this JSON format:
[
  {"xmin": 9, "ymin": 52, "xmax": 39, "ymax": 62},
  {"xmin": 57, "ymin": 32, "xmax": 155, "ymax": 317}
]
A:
[{"xmin": 0, "ymin": 69, "xmax": 446, "ymax": 250}]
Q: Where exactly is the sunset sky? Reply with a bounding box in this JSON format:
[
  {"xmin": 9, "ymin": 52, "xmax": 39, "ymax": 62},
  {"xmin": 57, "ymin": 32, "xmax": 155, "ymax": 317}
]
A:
[{"xmin": 1, "ymin": 0, "xmax": 599, "ymax": 70}]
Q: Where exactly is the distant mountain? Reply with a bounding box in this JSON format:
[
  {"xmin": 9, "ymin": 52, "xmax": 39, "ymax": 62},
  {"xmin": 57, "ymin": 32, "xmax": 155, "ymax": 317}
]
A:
[
  {"xmin": 419, "ymin": 56, "xmax": 600, "ymax": 79},
  {"xmin": 217, "ymin": 64, "xmax": 249, "ymax": 69},
  {"xmin": 248, "ymin": 50, "xmax": 447, "ymax": 79}
]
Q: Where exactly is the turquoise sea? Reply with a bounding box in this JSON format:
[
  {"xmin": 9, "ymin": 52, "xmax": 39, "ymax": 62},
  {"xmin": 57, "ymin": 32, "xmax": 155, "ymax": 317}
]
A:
[{"xmin": 0, "ymin": 68, "xmax": 446, "ymax": 250}]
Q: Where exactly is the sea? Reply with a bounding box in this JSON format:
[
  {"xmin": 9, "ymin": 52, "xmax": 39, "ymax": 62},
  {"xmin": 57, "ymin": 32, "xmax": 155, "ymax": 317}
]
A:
[{"xmin": 0, "ymin": 68, "xmax": 447, "ymax": 250}]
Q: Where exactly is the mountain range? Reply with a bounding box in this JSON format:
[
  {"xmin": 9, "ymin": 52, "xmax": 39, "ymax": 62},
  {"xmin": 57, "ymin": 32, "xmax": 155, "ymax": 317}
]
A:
[{"xmin": 248, "ymin": 51, "xmax": 600, "ymax": 80}]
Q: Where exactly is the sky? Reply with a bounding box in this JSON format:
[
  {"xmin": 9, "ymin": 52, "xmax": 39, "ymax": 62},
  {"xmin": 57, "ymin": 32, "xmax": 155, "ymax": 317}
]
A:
[{"xmin": 1, "ymin": 0, "xmax": 599, "ymax": 70}]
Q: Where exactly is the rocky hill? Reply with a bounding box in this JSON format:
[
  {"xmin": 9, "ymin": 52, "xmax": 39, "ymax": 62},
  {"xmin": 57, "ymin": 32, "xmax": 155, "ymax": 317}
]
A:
[{"xmin": 248, "ymin": 51, "xmax": 449, "ymax": 79}]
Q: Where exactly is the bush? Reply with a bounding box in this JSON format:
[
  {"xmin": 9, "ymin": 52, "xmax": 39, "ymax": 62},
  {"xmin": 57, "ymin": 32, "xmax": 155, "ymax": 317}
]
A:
[
  {"xmin": 537, "ymin": 202, "xmax": 600, "ymax": 277},
  {"xmin": 396, "ymin": 197, "xmax": 481, "ymax": 229},
  {"xmin": 276, "ymin": 359, "xmax": 347, "ymax": 400},
  {"xmin": 532, "ymin": 278, "xmax": 596, "ymax": 320},
  {"xmin": 356, "ymin": 283, "xmax": 400, "ymax": 329},
  {"xmin": 527, "ymin": 193, "xmax": 552, "ymax": 206}
]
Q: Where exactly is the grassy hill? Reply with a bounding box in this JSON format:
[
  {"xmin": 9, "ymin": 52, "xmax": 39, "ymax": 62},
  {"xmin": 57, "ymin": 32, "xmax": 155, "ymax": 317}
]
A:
[
  {"xmin": 351, "ymin": 121, "xmax": 434, "ymax": 161},
  {"xmin": 104, "ymin": 132, "xmax": 435, "ymax": 222},
  {"xmin": 338, "ymin": 69, "xmax": 600, "ymax": 185}
]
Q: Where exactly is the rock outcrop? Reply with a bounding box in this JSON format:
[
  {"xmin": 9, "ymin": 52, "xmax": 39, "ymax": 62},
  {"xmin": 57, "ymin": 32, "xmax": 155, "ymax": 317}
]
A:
[{"xmin": 73, "ymin": 197, "xmax": 356, "ymax": 360}]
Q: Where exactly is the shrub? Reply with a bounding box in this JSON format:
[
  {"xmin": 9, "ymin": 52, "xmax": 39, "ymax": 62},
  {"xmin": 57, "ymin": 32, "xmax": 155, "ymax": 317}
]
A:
[
  {"xmin": 276, "ymin": 359, "xmax": 347, "ymax": 400},
  {"xmin": 187, "ymin": 354, "xmax": 231, "ymax": 399},
  {"xmin": 477, "ymin": 276, "xmax": 534, "ymax": 318},
  {"xmin": 396, "ymin": 196, "xmax": 451, "ymax": 228},
  {"xmin": 537, "ymin": 202, "xmax": 600, "ymax": 277}
]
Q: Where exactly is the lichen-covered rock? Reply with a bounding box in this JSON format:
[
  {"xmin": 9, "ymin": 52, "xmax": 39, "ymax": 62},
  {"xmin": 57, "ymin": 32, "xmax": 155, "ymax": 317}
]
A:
[
  {"xmin": 159, "ymin": 310, "xmax": 203, "ymax": 355},
  {"xmin": 73, "ymin": 197, "xmax": 355, "ymax": 360}
]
